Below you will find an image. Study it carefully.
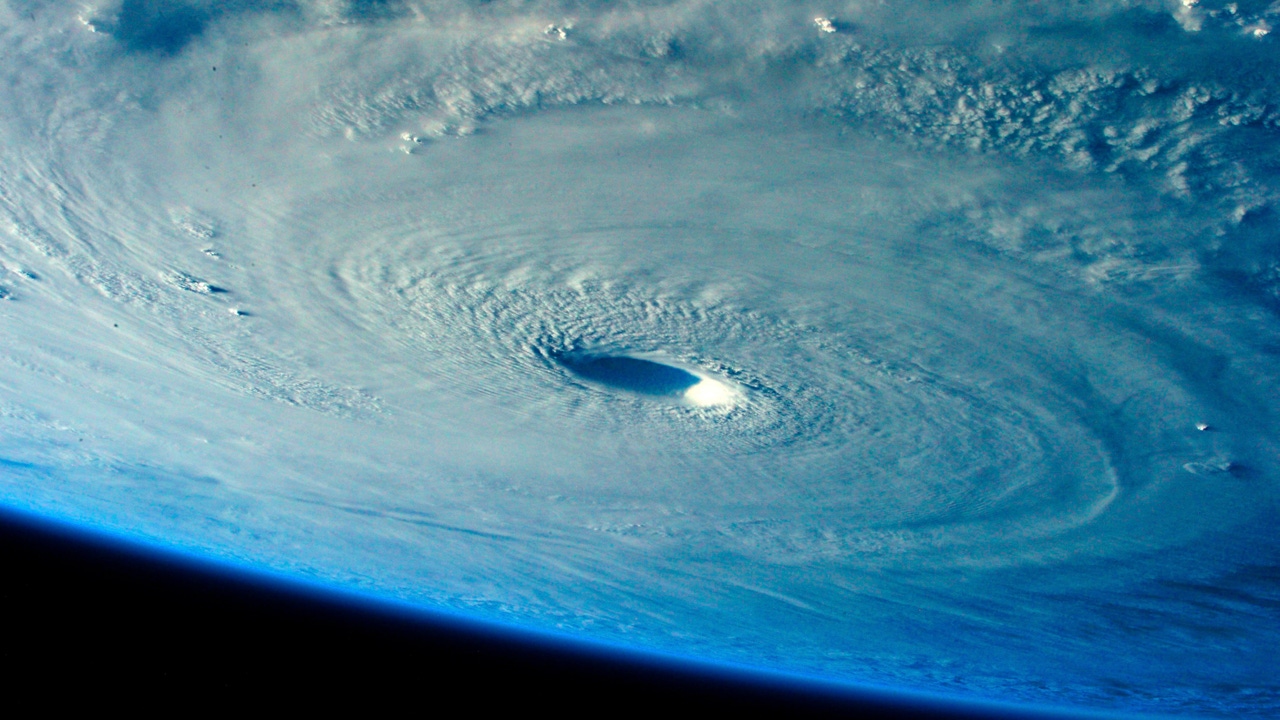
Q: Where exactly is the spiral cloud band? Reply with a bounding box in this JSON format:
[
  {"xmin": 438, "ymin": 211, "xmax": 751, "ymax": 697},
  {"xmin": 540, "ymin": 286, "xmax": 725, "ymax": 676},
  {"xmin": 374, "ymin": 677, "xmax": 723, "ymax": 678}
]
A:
[{"xmin": 1, "ymin": 1, "xmax": 1278, "ymax": 714}]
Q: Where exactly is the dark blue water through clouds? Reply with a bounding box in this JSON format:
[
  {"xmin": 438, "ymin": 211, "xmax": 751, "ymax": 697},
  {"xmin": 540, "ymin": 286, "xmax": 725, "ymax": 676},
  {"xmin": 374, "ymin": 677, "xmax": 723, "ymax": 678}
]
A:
[{"xmin": 557, "ymin": 354, "xmax": 703, "ymax": 396}]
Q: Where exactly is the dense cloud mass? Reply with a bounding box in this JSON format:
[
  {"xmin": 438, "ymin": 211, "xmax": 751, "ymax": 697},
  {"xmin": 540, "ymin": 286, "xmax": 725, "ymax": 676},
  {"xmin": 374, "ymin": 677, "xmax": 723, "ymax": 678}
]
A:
[{"xmin": 1, "ymin": 1, "xmax": 1278, "ymax": 715}]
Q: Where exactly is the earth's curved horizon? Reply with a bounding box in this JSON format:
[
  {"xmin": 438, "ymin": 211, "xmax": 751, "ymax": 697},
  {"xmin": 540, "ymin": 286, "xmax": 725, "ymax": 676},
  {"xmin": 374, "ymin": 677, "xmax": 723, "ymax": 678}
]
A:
[{"xmin": 1, "ymin": 1, "xmax": 1277, "ymax": 715}]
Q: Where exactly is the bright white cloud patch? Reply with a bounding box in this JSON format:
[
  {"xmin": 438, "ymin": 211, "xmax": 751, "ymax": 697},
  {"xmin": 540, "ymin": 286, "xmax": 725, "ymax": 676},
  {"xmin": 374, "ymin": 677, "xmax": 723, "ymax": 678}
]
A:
[{"xmin": 683, "ymin": 376, "xmax": 737, "ymax": 408}]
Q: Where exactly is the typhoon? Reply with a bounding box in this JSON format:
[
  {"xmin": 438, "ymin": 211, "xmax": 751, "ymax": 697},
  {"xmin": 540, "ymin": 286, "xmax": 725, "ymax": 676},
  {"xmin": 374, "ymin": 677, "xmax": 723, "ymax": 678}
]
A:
[{"xmin": 1, "ymin": 0, "xmax": 1278, "ymax": 715}]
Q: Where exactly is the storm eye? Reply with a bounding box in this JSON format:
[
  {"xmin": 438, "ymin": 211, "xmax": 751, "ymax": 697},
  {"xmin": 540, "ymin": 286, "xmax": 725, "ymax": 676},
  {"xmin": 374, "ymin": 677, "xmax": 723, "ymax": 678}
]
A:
[
  {"xmin": 552, "ymin": 352, "xmax": 739, "ymax": 407},
  {"xmin": 550, "ymin": 351, "xmax": 742, "ymax": 407},
  {"xmin": 558, "ymin": 354, "xmax": 701, "ymax": 397}
]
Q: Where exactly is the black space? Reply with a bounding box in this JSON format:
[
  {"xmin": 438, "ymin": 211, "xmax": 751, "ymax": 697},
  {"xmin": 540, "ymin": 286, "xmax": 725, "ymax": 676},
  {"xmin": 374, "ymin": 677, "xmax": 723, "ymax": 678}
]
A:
[{"xmin": 0, "ymin": 508, "xmax": 1060, "ymax": 717}]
